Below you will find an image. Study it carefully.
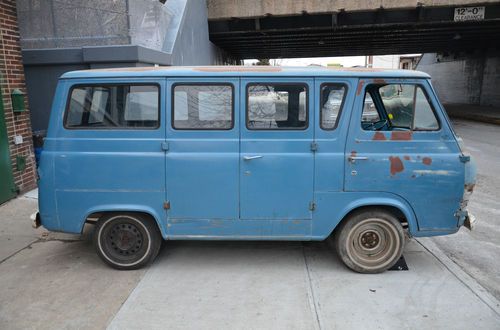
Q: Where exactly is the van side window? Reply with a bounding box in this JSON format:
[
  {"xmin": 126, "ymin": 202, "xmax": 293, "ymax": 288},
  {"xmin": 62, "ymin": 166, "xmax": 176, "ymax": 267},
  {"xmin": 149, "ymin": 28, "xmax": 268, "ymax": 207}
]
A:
[
  {"xmin": 320, "ymin": 84, "xmax": 346, "ymax": 130},
  {"xmin": 413, "ymin": 87, "xmax": 440, "ymax": 130},
  {"xmin": 247, "ymin": 84, "xmax": 307, "ymax": 130},
  {"xmin": 65, "ymin": 85, "xmax": 159, "ymax": 129},
  {"xmin": 173, "ymin": 84, "xmax": 233, "ymax": 130},
  {"xmin": 362, "ymin": 84, "xmax": 439, "ymax": 131}
]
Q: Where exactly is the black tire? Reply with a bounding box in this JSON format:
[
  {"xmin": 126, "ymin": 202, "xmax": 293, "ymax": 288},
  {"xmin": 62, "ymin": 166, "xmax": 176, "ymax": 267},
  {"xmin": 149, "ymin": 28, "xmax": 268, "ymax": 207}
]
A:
[
  {"xmin": 93, "ymin": 213, "xmax": 162, "ymax": 270},
  {"xmin": 333, "ymin": 209, "xmax": 404, "ymax": 274}
]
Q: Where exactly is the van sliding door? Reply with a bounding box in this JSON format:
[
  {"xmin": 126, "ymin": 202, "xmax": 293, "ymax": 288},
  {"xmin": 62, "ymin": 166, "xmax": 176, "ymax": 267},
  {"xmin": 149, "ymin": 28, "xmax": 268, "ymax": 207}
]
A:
[
  {"xmin": 240, "ymin": 78, "xmax": 315, "ymax": 221},
  {"xmin": 165, "ymin": 78, "xmax": 239, "ymax": 234}
]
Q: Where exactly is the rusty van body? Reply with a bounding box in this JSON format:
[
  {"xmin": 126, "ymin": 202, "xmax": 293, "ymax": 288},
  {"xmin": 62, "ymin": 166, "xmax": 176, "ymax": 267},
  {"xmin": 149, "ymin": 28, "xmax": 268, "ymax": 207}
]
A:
[{"xmin": 35, "ymin": 66, "xmax": 476, "ymax": 272}]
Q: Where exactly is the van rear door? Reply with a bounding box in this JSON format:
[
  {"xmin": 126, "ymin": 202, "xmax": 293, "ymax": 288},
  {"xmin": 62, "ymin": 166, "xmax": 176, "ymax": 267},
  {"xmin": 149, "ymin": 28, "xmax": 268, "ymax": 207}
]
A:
[{"xmin": 51, "ymin": 78, "xmax": 166, "ymax": 234}]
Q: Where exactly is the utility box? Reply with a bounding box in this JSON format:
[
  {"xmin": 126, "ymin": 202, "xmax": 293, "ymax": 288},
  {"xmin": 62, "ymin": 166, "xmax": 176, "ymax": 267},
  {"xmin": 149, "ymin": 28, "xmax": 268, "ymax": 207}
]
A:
[
  {"xmin": 11, "ymin": 89, "xmax": 25, "ymax": 113},
  {"xmin": 16, "ymin": 155, "xmax": 26, "ymax": 172}
]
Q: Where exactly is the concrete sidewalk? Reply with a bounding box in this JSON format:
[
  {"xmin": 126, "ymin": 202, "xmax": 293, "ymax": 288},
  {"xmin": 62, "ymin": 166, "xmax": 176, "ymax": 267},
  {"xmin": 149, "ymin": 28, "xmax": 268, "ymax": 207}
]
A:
[
  {"xmin": 445, "ymin": 103, "xmax": 500, "ymax": 125},
  {"xmin": 0, "ymin": 193, "xmax": 39, "ymax": 263},
  {"xmin": 1, "ymin": 191, "xmax": 500, "ymax": 329},
  {"xmin": 108, "ymin": 240, "xmax": 500, "ymax": 330},
  {"xmin": 0, "ymin": 194, "xmax": 147, "ymax": 329}
]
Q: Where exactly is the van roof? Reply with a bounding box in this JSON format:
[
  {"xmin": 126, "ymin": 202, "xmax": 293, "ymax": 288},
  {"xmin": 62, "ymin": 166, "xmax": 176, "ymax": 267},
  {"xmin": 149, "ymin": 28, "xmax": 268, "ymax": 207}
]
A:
[{"xmin": 61, "ymin": 66, "xmax": 431, "ymax": 79}]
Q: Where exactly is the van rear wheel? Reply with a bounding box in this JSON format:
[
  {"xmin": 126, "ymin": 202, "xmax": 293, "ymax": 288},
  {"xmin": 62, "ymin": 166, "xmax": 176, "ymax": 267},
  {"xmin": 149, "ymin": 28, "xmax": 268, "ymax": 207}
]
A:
[
  {"xmin": 93, "ymin": 213, "xmax": 162, "ymax": 270},
  {"xmin": 333, "ymin": 209, "xmax": 404, "ymax": 273}
]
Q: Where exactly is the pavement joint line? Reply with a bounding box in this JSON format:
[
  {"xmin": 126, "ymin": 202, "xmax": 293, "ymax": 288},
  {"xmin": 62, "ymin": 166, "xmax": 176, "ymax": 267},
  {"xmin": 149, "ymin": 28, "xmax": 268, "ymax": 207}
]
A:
[
  {"xmin": 415, "ymin": 238, "xmax": 500, "ymax": 317},
  {"xmin": 302, "ymin": 245, "xmax": 324, "ymax": 330},
  {"xmin": 0, "ymin": 237, "xmax": 83, "ymax": 265},
  {"xmin": 106, "ymin": 265, "xmax": 149, "ymax": 329}
]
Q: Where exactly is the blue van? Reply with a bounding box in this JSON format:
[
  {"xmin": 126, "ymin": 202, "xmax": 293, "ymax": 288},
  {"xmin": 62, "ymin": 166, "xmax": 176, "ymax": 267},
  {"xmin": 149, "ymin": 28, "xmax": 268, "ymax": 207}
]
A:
[{"xmin": 34, "ymin": 66, "xmax": 476, "ymax": 273}]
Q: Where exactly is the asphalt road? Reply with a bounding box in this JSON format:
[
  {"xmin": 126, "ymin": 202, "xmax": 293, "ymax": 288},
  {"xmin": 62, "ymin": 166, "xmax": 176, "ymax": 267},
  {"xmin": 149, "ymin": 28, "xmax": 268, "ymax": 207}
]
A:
[{"xmin": 431, "ymin": 119, "xmax": 500, "ymax": 300}]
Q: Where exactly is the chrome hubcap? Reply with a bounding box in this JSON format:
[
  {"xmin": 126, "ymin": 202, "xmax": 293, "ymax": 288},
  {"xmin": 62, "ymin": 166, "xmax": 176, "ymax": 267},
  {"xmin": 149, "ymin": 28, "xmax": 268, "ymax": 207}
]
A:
[
  {"xmin": 360, "ymin": 230, "xmax": 380, "ymax": 249},
  {"xmin": 346, "ymin": 218, "xmax": 401, "ymax": 271}
]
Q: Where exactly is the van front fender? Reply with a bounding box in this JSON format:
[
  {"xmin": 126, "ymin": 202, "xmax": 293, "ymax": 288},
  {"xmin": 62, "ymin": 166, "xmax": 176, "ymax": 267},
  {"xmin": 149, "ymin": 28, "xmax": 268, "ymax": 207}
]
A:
[{"xmin": 313, "ymin": 191, "xmax": 418, "ymax": 239}]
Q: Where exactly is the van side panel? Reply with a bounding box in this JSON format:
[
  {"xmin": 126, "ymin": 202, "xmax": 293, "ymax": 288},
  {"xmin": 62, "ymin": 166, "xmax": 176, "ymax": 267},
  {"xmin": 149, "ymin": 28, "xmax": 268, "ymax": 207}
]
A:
[{"xmin": 41, "ymin": 78, "xmax": 167, "ymax": 236}]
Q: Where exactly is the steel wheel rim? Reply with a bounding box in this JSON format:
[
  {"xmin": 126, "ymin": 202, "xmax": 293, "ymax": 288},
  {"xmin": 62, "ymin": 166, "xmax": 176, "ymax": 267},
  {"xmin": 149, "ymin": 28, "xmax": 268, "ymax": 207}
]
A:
[
  {"xmin": 345, "ymin": 218, "xmax": 401, "ymax": 270},
  {"xmin": 108, "ymin": 223, "xmax": 143, "ymax": 256},
  {"xmin": 99, "ymin": 216, "xmax": 150, "ymax": 266}
]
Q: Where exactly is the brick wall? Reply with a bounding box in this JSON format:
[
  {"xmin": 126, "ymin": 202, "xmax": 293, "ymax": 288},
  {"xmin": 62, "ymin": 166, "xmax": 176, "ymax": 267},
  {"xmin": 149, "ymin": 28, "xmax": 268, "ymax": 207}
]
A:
[{"xmin": 0, "ymin": 0, "xmax": 37, "ymax": 193}]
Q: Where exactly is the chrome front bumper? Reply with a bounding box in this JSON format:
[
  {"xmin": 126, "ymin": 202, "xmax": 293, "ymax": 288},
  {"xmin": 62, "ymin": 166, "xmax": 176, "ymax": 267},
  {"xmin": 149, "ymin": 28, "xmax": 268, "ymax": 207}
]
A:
[{"xmin": 31, "ymin": 212, "xmax": 41, "ymax": 229}]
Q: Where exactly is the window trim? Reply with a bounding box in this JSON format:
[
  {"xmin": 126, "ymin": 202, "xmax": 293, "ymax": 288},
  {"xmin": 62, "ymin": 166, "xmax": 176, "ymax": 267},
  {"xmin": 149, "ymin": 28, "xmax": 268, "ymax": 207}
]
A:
[
  {"xmin": 63, "ymin": 83, "xmax": 161, "ymax": 130},
  {"xmin": 360, "ymin": 90, "xmax": 380, "ymax": 123},
  {"xmin": 246, "ymin": 82, "xmax": 309, "ymax": 131},
  {"xmin": 361, "ymin": 82, "xmax": 441, "ymax": 132},
  {"xmin": 319, "ymin": 82, "xmax": 348, "ymax": 131},
  {"xmin": 171, "ymin": 82, "xmax": 235, "ymax": 131}
]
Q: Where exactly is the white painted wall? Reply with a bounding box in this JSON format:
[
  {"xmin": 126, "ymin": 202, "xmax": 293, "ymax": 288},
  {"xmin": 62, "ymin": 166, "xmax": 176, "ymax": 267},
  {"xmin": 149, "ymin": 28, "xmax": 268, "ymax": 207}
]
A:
[{"xmin": 372, "ymin": 55, "xmax": 400, "ymax": 69}]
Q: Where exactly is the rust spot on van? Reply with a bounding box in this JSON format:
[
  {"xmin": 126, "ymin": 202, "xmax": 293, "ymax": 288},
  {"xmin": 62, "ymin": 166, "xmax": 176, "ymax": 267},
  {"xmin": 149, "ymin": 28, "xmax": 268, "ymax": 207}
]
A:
[
  {"xmin": 404, "ymin": 155, "xmax": 411, "ymax": 161},
  {"xmin": 372, "ymin": 132, "xmax": 387, "ymax": 141},
  {"xmin": 335, "ymin": 67, "xmax": 385, "ymax": 72},
  {"xmin": 356, "ymin": 80, "xmax": 365, "ymax": 95},
  {"xmin": 422, "ymin": 157, "xmax": 432, "ymax": 165},
  {"xmin": 390, "ymin": 131, "xmax": 412, "ymax": 141},
  {"xmin": 389, "ymin": 156, "xmax": 404, "ymax": 176},
  {"xmin": 194, "ymin": 66, "xmax": 282, "ymax": 72},
  {"xmin": 350, "ymin": 150, "xmax": 357, "ymax": 158},
  {"xmin": 373, "ymin": 79, "xmax": 387, "ymax": 84}
]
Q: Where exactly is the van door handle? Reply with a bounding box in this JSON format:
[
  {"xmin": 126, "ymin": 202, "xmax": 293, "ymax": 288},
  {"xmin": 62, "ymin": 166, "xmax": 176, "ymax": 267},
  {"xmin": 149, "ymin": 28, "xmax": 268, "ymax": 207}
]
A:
[
  {"xmin": 348, "ymin": 156, "xmax": 368, "ymax": 163},
  {"xmin": 243, "ymin": 155, "xmax": 263, "ymax": 161}
]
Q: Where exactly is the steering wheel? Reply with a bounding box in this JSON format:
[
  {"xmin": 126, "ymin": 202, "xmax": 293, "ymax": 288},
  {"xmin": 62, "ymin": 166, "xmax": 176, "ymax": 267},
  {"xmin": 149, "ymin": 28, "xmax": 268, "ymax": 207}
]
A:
[{"xmin": 366, "ymin": 119, "xmax": 388, "ymax": 131}]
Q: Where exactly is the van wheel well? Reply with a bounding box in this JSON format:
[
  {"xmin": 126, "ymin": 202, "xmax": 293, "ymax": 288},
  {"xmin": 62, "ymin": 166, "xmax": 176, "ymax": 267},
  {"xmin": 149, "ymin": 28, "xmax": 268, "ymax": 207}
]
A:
[
  {"xmin": 331, "ymin": 205, "xmax": 409, "ymax": 238},
  {"xmin": 85, "ymin": 211, "xmax": 161, "ymax": 232}
]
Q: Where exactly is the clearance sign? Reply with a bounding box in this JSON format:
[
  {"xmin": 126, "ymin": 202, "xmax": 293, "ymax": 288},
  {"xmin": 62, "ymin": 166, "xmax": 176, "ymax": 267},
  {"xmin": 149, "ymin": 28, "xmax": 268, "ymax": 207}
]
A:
[{"xmin": 454, "ymin": 7, "xmax": 485, "ymax": 21}]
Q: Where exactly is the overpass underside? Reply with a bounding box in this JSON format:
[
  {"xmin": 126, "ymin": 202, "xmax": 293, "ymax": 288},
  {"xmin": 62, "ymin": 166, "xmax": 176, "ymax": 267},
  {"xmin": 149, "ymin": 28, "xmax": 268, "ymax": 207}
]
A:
[{"xmin": 208, "ymin": 3, "xmax": 500, "ymax": 59}]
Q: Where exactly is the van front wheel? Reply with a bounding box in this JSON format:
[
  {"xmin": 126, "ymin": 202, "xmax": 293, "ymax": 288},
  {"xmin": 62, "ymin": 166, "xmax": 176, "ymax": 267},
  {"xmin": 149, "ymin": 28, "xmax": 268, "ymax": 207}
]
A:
[
  {"xmin": 333, "ymin": 209, "xmax": 404, "ymax": 273},
  {"xmin": 93, "ymin": 213, "xmax": 162, "ymax": 270}
]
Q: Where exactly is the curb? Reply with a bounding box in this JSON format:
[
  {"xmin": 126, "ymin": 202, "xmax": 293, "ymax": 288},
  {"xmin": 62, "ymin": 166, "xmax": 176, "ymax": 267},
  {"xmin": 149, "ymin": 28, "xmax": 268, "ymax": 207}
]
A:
[
  {"xmin": 448, "ymin": 114, "xmax": 500, "ymax": 126},
  {"xmin": 416, "ymin": 237, "xmax": 500, "ymax": 317}
]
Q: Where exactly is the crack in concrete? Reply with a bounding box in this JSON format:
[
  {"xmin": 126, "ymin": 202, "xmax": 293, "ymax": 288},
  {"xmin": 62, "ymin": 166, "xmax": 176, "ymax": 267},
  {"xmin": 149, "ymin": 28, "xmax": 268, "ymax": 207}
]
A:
[
  {"xmin": 302, "ymin": 245, "xmax": 324, "ymax": 330},
  {"xmin": 0, "ymin": 238, "xmax": 41, "ymax": 264}
]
